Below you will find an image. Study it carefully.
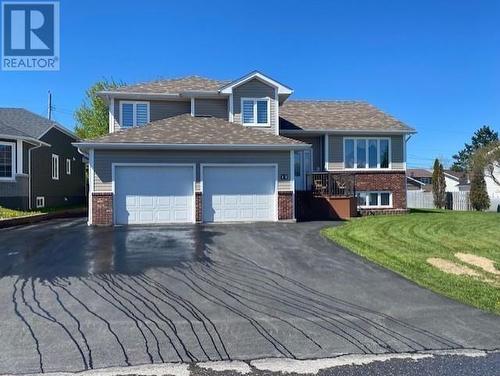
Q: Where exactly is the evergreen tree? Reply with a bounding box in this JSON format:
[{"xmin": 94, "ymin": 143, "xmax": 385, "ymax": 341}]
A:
[
  {"xmin": 469, "ymin": 168, "xmax": 490, "ymax": 211},
  {"xmin": 432, "ymin": 159, "xmax": 447, "ymax": 208},
  {"xmin": 451, "ymin": 126, "xmax": 498, "ymax": 172}
]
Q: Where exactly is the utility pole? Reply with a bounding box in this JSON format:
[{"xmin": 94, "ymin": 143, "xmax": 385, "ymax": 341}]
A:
[{"xmin": 47, "ymin": 90, "xmax": 52, "ymax": 120}]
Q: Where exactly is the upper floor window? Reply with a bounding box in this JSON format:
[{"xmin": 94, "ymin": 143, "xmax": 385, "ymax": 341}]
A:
[
  {"xmin": 0, "ymin": 141, "xmax": 14, "ymax": 180},
  {"xmin": 120, "ymin": 101, "xmax": 150, "ymax": 127},
  {"xmin": 241, "ymin": 98, "xmax": 269, "ymax": 126},
  {"xmin": 344, "ymin": 138, "xmax": 390, "ymax": 169},
  {"xmin": 51, "ymin": 154, "xmax": 59, "ymax": 180}
]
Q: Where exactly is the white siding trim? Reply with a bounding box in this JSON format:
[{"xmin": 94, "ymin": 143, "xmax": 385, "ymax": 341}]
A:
[
  {"xmin": 88, "ymin": 149, "xmax": 94, "ymax": 225},
  {"xmin": 274, "ymin": 88, "xmax": 279, "ymax": 135},
  {"xmin": 109, "ymin": 97, "xmax": 115, "ymax": 133},
  {"xmin": 324, "ymin": 134, "xmax": 329, "ymax": 171},
  {"xmin": 16, "ymin": 140, "xmax": 23, "ymax": 174},
  {"xmin": 190, "ymin": 98, "xmax": 195, "ymax": 117},
  {"xmin": 111, "ymin": 163, "xmax": 196, "ymax": 225},
  {"xmin": 200, "ymin": 163, "xmax": 279, "ymax": 222},
  {"xmin": 290, "ymin": 150, "xmax": 295, "ymax": 220},
  {"xmin": 228, "ymin": 94, "xmax": 234, "ymax": 122}
]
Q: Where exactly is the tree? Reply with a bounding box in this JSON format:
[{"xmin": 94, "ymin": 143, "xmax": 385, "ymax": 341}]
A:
[
  {"xmin": 469, "ymin": 168, "xmax": 490, "ymax": 211},
  {"xmin": 74, "ymin": 79, "xmax": 124, "ymax": 139},
  {"xmin": 432, "ymin": 158, "xmax": 447, "ymax": 208},
  {"xmin": 451, "ymin": 126, "xmax": 498, "ymax": 172}
]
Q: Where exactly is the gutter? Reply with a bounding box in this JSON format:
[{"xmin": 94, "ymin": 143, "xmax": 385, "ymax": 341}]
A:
[
  {"xmin": 72, "ymin": 142, "xmax": 311, "ymax": 151},
  {"xmin": 280, "ymin": 129, "xmax": 417, "ymax": 135},
  {"xmin": 0, "ymin": 134, "xmax": 50, "ymax": 147}
]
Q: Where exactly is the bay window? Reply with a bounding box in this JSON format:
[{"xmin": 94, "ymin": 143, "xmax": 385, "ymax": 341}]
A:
[
  {"xmin": 0, "ymin": 142, "xmax": 14, "ymax": 180},
  {"xmin": 241, "ymin": 98, "xmax": 269, "ymax": 126},
  {"xmin": 344, "ymin": 138, "xmax": 391, "ymax": 169},
  {"xmin": 120, "ymin": 101, "xmax": 150, "ymax": 127}
]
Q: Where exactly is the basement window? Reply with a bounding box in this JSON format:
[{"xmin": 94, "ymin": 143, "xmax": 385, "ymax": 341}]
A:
[
  {"xmin": 357, "ymin": 191, "xmax": 392, "ymax": 208},
  {"xmin": 36, "ymin": 197, "xmax": 45, "ymax": 208}
]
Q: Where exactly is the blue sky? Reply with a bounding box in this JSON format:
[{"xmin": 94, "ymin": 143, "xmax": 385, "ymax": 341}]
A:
[{"xmin": 0, "ymin": 0, "xmax": 498, "ymax": 168}]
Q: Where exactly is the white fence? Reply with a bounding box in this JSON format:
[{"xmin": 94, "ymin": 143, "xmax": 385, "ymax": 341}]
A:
[{"xmin": 407, "ymin": 191, "xmax": 471, "ymax": 211}]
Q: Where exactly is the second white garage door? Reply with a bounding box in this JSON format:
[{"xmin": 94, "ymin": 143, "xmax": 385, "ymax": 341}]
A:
[
  {"xmin": 114, "ymin": 165, "xmax": 194, "ymax": 225},
  {"xmin": 202, "ymin": 165, "xmax": 277, "ymax": 223}
]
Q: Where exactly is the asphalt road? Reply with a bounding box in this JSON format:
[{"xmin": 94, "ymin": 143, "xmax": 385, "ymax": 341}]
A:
[{"xmin": 0, "ymin": 218, "xmax": 498, "ymax": 374}]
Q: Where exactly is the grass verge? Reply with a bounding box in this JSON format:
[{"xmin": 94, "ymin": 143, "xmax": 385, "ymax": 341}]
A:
[{"xmin": 322, "ymin": 209, "xmax": 500, "ymax": 314}]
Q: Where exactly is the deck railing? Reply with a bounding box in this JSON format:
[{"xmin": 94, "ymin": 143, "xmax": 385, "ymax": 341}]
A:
[{"xmin": 306, "ymin": 172, "xmax": 356, "ymax": 197}]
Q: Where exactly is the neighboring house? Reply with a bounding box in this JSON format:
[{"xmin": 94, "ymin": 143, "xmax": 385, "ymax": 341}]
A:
[
  {"xmin": 0, "ymin": 108, "xmax": 86, "ymax": 210},
  {"xmin": 406, "ymin": 168, "xmax": 467, "ymax": 192},
  {"xmin": 74, "ymin": 71, "xmax": 415, "ymax": 226}
]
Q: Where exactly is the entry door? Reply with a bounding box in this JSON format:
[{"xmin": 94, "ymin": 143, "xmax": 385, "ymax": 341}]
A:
[
  {"xmin": 294, "ymin": 150, "xmax": 312, "ymax": 191},
  {"xmin": 114, "ymin": 165, "xmax": 194, "ymax": 225}
]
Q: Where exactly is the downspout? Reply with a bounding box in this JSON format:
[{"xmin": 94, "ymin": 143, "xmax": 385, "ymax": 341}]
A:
[{"xmin": 404, "ymin": 134, "xmax": 413, "ymax": 207}]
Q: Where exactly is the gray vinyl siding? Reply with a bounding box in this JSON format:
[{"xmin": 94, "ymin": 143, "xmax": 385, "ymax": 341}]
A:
[
  {"xmin": 233, "ymin": 79, "xmax": 277, "ymax": 134},
  {"xmin": 0, "ymin": 175, "xmax": 29, "ymax": 209},
  {"xmin": 31, "ymin": 128, "xmax": 86, "ymax": 208},
  {"xmin": 23, "ymin": 142, "xmax": 30, "ymax": 174},
  {"xmin": 327, "ymin": 135, "xmax": 405, "ymax": 170},
  {"xmin": 113, "ymin": 100, "xmax": 190, "ymax": 131},
  {"xmin": 194, "ymin": 98, "xmax": 228, "ymax": 119},
  {"xmin": 0, "ymin": 139, "xmax": 29, "ymax": 209},
  {"xmin": 93, "ymin": 150, "xmax": 292, "ymax": 192}
]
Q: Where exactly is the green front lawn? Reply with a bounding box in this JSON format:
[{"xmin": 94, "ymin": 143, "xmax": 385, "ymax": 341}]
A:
[
  {"xmin": 322, "ymin": 209, "xmax": 500, "ymax": 314},
  {"xmin": 0, "ymin": 204, "xmax": 85, "ymax": 219},
  {"xmin": 0, "ymin": 206, "xmax": 40, "ymax": 219}
]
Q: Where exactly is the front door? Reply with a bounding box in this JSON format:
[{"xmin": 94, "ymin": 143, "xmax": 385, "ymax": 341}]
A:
[{"xmin": 294, "ymin": 149, "xmax": 312, "ymax": 191}]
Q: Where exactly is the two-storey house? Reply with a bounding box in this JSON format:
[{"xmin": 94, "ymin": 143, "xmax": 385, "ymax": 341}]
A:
[{"xmin": 74, "ymin": 71, "xmax": 415, "ymax": 225}]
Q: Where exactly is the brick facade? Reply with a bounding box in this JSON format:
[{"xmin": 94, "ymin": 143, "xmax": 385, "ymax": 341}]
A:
[
  {"xmin": 278, "ymin": 191, "xmax": 294, "ymax": 220},
  {"xmin": 354, "ymin": 171, "xmax": 407, "ymax": 209},
  {"xmin": 195, "ymin": 192, "xmax": 202, "ymax": 223},
  {"xmin": 91, "ymin": 192, "xmax": 113, "ymax": 226}
]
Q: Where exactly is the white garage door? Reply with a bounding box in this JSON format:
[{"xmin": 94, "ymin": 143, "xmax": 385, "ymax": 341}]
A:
[
  {"xmin": 202, "ymin": 165, "xmax": 277, "ymax": 223},
  {"xmin": 114, "ymin": 165, "xmax": 194, "ymax": 225}
]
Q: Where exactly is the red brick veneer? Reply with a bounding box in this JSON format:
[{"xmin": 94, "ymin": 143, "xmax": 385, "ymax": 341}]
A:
[
  {"xmin": 92, "ymin": 192, "xmax": 113, "ymax": 226},
  {"xmin": 354, "ymin": 171, "xmax": 407, "ymax": 209},
  {"xmin": 278, "ymin": 191, "xmax": 294, "ymax": 220}
]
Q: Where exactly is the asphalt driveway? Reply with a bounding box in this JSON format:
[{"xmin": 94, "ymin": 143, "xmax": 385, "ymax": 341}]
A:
[{"xmin": 0, "ymin": 218, "xmax": 498, "ymax": 374}]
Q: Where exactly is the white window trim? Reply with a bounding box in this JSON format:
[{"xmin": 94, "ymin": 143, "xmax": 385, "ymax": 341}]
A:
[
  {"xmin": 119, "ymin": 101, "xmax": 150, "ymax": 128},
  {"xmin": 51, "ymin": 154, "xmax": 59, "ymax": 180},
  {"xmin": 241, "ymin": 97, "xmax": 271, "ymax": 127},
  {"xmin": 66, "ymin": 158, "xmax": 71, "ymax": 175},
  {"xmin": 36, "ymin": 196, "xmax": 45, "ymax": 209},
  {"xmin": 343, "ymin": 137, "xmax": 392, "ymax": 170},
  {"xmin": 357, "ymin": 191, "xmax": 393, "ymax": 208},
  {"xmin": 0, "ymin": 141, "xmax": 15, "ymax": 181}
]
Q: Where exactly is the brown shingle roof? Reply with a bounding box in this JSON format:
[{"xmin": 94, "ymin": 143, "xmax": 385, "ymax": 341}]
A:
[
  {"xmin": 111, "ymin": 76, "xmax": 231, "ymax": 94},
  {"xmin": 407, "ymin": 168, "xmax": 433, "ymax": 178},
  {"xmin": 279, "ymin": 100, "xmax": 415, "ymax": 132},
  {"xmin": 85, "ymin": 114, "xmax": 305, "ymax": 146}
]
